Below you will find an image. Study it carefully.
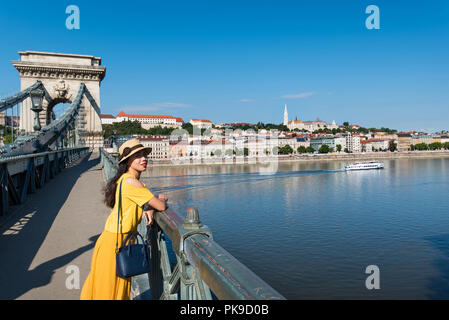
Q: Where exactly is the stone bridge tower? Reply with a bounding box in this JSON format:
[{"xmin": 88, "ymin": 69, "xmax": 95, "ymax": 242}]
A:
[{"xmin": 12, "ymin": 51, "xmax": 106, "ymax": 148}]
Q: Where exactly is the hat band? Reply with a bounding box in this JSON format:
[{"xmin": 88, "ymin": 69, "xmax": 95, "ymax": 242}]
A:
[{"xmin": 120, "ymin": 144, "xmax": 145, "ymax": 159}]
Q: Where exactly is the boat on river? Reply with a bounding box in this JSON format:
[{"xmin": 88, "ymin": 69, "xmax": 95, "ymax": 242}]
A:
[{"xmin": 344, "ymin": 161, "xmax": 384, "ymax": 171}]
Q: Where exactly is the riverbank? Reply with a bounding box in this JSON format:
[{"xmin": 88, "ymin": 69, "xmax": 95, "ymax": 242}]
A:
[{"xmin": 148, "ymin": 150, "xmax": 449, "ymax": 167}]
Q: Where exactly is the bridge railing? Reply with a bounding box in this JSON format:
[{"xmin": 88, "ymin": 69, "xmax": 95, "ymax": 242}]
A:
[
  {"xmin": 0, "ymin": 147, "xmax": 90, "ymax": 218},
  {"xmin": 99, "ymin": 147, "xmax": 285, "ymax": 300}
]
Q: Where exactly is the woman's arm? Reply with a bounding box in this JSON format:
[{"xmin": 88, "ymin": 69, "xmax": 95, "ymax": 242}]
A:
[
  {"xmin": 126, "ymin": 177, "xmax": 167, "ymax": 211},
  {"xmin": 147, "ymin": 194, "xmax": 167, "ymax": 212}
]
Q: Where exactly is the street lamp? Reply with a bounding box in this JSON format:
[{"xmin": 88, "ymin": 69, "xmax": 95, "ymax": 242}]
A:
[{"xmin": 30, "ymin": 89, "xmax": 44, "ymax": 132}]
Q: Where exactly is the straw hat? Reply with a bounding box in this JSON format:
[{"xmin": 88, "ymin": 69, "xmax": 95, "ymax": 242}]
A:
[{"xmin": 118, "ymin": 138, "xmax": 152, "ymax": 163}]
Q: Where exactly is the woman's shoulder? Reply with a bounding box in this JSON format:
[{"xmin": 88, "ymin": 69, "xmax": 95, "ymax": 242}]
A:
[
  {"xmin": 125, "ymin": 177, "xmax": 144, "ymax": 188},
  {"xmin": 119, "ymin": 173, "xmax": 145, "ymax": 189}
]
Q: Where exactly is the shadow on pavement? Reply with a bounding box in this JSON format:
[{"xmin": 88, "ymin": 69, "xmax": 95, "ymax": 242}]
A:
[{"xmin": 0, "ymin": 153, "xmax": 100, "ymax": 300}]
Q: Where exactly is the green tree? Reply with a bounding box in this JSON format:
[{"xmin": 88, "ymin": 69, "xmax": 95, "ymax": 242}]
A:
[
  {"xmin": 319, "ymin": 145, "xmax": 330, "ymax": 153},
  {"xmin": 243, "ymin": 147, "xmax": 249, "ymax": 156},
  {"xmin": 429, "ymin": 142, "xmax": 443, "ymax": 150},
  {"xmin": 297, "ymin": 146, "xmax": 307, "ymax": 153},
  {"xmin": 306, "ymin": 146, "xmax": 315, "ymax": 153},
  {"xmin": 388, "ymin": 141, "xmax": 397, "ymax": 152},
  {"xmin": 279, "ymin": 144, "xmax": 293, "ymax": 155},
  {"xmin": 182, "ymin": 122, "xmax": 194, "ymax": 135},
  {"xmin": 336, "ymin": 144, "xmax": 342, "ymax": 152},
  {"xmin": 343, "ymin": 121, "xmax": 349, "ymax": 127}
]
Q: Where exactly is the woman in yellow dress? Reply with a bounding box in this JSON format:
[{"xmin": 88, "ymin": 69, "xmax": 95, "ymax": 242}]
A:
[{"xmin": 81, "ymin": 138, "xmax": 167, "ymax": 300}]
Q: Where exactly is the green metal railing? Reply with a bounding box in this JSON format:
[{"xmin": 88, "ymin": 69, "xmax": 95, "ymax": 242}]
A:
[
  {"xmin": 0, "ymin": 147, "xmax": 89, "ymax": 218},
  {"xmin": 99, "ymin": 147, "xmax": 285, "ymax": 300}
]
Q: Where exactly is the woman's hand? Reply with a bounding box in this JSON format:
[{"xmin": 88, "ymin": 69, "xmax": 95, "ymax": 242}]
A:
[
  {"xmin": 143, "ymin": 209, "xmax": 155, "ymax": 226},
  {"xmin": 158, "ymin": 194, "xmax": 168, "ymax": 202}
]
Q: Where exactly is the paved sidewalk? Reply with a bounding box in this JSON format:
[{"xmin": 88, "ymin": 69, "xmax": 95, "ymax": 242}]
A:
[{"xmin": 0, "ymin": 152, "xmax": 110, "ymax": 300}]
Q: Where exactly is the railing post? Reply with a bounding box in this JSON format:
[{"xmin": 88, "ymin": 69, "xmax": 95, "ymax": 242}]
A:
[
  {"xmin": 178, "ymin": 207, "xmax": 212, "ymax": 300},
  {"xmin": 0, "ymin": 163, "xmax": 9, "ymax": 216},
  {"xmin": 149, "ymin": 223, "xmax": 164, "ymax": 300}
]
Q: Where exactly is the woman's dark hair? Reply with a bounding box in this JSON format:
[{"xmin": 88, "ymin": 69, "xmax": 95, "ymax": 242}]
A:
[
  {"xmin": 104, "ymin": 149, "xmax": 149, "ymax": 208},
  {"xmin": 104, "ymin": 152, "xmax": 143, "ymax": 208},
  {"xmin": 104, "ymin": 161, "xmax": 128, "ymax": 208}
]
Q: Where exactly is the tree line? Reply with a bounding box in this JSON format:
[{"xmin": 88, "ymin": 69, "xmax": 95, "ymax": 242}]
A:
[{"xmin": 411, "ymin": 142, "xmax": 449, "ymax": 151}]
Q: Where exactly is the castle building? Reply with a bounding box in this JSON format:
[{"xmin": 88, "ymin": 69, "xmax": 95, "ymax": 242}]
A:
[
  {"xmin": 282, "ymin": 105, "xmax": 338, "ymax": 132},
  {"xmin": 115, "ymin": 111, "xmax": 184, "ymax": 129}
]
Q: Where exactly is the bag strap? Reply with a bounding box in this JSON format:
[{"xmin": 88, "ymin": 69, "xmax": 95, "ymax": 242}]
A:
[{"xmin": 115, "ymin": 179, "xmax": 123, "ymax": 253}]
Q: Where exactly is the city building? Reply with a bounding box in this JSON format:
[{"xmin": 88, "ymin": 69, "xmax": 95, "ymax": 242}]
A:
[
  {"xmin": 411, "ymin": 134, "xmax": 440, "ymax": 145},
  {"xmin": 441, "ymin": 135, "xmax": 449, "ymax": 143},
  {"xmin": 334, "ymin": 136, "xmax": 347, "ymax": 152},
  {"xmin": 169, "ymin": 140, "xmax": 188, "ymax": 159},
  {"xmin": 283, "ymin": 106, "xmax": 338, "ymax": 132},
  {"xmin": 310, "ymin": 135, "xmax": 336, "ymax": 151},
  {"xmin": 190, "ymin": 119, "xmax": 213, "ymax": 129},
  {"xmin": 397, "ymin": 133, "xmax": 412, "ymax": 152},
  {"xmin": 137, "ymin": 135, "xmax": 170, "ymax": 159},
  {"xmin": 116, "ymin": 111, "xmax": 184, "ymax": 129},
  {"xmin": 343, "ymin": 132, "xmax": 361, "ymax": 153},
  {"xmin": 372, "ymin": 132, "xmax": 398, "ymax": 141},
  {"xmin": 361, "ymin": 139, "xmax": 391, "ymax": 152},
  {"xmin": 100, "ymin": 114, "xmax": 117, "ymax": 125}
]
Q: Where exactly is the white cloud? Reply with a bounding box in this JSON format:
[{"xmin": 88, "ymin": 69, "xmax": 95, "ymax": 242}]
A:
[
  {"xmin": 281, "ymin": 91, "xmax": 316, "ymax": 99},
  {"xmin": 240, "ymin": 98, "xmax": 254, "ymax": 103}
]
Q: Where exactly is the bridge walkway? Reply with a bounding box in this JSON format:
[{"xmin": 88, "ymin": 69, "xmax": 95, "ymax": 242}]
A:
[{"xmin": 0, "ymin": 152, "xmax": 109, "ymax": 300}]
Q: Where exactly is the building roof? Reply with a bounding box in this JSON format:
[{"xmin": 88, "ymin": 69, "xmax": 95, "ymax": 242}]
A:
[
  {"xmin": 361, "ymin": 139, "xmax": 391, "ymax": 144},
  {"xmin": 100, "ymin": 114, "xmax": 115, "ymax": 119},
  {"xmin": 116, "ymin": 111, "xmax": 181, "ymax": 120},
  {"xmin": 191, "ymin": 119, "xmax": 212, "ymax": 123},
  {"xmin": 138, "ymin": 137, "xmax": 169, "ymax": 141}
]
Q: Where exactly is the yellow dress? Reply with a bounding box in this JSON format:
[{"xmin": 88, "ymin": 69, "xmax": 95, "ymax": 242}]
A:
[{"xmin": 80, "ymin": 173, "xmax": 154, "ymax": 300}]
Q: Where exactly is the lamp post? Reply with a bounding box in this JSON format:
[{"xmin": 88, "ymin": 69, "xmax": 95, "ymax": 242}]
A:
[{"xmin": 30, "ymin": 89, "xmax": 44, "ymax": 132}]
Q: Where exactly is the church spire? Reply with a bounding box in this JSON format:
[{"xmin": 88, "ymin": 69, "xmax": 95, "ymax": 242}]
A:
[{"xmin": 283, "ymin": 104, "xmax": 288, "ymax": 125}]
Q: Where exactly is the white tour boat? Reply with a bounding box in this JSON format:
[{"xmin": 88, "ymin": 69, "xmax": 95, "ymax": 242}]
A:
[{"xmin": 344, "ymin": 161, "xmax": 384, "ymax": 171}]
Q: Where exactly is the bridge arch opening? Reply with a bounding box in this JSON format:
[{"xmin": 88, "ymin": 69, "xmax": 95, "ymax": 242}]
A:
[{"xmin": 45, "ymin": 97, "xmax": 72, "ymax": 125}]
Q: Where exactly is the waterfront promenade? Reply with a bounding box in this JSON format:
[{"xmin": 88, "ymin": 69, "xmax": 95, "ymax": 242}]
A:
[
  {"xmin": 148, "ymin": 150, "xmax": 449, "ymax": 167},
  {"xmin": 0, "ymin": 152, "xmax": 109, "ymax": 300}
]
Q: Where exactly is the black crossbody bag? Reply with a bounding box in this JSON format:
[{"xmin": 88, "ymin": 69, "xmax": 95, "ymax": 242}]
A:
[{"xmin": 115, "ymin": 180, "xmax": 151, "ymax": 278}]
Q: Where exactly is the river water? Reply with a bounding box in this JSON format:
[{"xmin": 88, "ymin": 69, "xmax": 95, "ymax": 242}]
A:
[{"xmin": 142, "ymin": 158, "xmax": 449, "ymax": 299}]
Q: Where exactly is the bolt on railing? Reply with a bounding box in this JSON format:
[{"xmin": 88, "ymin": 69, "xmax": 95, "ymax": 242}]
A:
[{"xmin": 99, "ymin": 147, "xmax": 285, "ymax": 300}]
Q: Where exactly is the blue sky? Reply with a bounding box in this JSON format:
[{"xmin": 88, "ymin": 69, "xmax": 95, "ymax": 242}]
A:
[{"xmin": 0, "ymin": 0, "xmax": 448, "ymax": 132}]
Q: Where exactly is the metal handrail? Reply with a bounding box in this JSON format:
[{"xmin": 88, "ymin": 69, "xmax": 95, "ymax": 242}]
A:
[
  {"xmin": 99, "ymin": 147, "xmax": 285, "ymax": 300},
  {"xmin": 0, "ymin": 147, "xmax": 90, "ymax": 217},
  {"xmin": 0, "ymin": 147, "xmax": 89, "ymax": 164}
]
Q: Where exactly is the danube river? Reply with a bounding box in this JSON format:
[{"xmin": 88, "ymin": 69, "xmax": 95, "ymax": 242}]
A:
[{"xmin": 143, "ymin": 158, "xmax": 449, "ymax": 299}]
